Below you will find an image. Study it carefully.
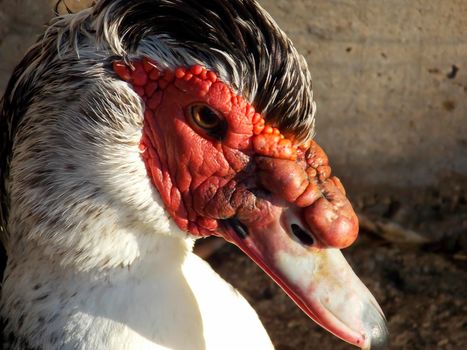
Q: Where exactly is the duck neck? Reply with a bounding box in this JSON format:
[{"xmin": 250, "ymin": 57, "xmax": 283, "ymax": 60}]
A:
[{"xmin": 1, "ymin": 227, "xmax": 205, "ymax": 350}]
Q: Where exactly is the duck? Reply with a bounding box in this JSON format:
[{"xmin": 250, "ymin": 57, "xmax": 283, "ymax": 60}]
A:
[{"xmin": 0, "ymin": 0, "xmax": 388, "ymax": 349}]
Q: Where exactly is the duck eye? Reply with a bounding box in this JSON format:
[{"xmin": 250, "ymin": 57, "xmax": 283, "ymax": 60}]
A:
[
  {"xmin": 189, "ymin": 104, "xmax": 227, "ymax": 140},
  {"xmin": 191, "ymin": 104, "xmax": 221, "ymax": 129}
]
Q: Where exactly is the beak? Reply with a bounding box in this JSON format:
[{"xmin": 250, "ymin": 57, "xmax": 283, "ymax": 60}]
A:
[{"xmin": 222, "ymin": 206, "xmax": 388, "ymax": 349}]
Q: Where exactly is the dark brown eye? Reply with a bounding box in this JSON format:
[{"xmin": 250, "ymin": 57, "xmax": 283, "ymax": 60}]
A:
[{"xmin": 189, "ymin": 104, "xmax": 227, "ymax": 140}]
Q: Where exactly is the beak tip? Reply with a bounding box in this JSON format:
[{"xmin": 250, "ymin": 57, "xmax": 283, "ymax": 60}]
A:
[
  {"xmin": 367, "ymin": 319, "xmax": 389, "ymax": 350},
  {"xmin": 360, "ymin": 296, "xmax": 389, "ymax": 350}
]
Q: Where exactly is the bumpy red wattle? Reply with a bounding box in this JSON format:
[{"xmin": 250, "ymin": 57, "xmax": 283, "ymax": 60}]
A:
[
  {"xmin": 255, "ymin": 140, "xmax": 358, "ymax": 248},
  {"xmin": 112, "ymin": 57, "xmax": 359, "ymax": 248}
]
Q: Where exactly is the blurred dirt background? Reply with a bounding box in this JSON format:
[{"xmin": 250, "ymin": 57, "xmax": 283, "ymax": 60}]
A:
[{"xmin": 1, "ymin": 0, "xmax": 466, "ymax": 349}]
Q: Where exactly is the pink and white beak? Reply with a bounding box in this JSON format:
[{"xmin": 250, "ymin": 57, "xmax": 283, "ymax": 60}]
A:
[{"xmin": 222, "ymin": 206, "xmax": 388, "ymax": 349}]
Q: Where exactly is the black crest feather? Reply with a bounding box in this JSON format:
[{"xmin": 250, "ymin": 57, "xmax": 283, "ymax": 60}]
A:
[{"xmin": 92, "ymin": 0, "xmax": 315, "ymax": 138}]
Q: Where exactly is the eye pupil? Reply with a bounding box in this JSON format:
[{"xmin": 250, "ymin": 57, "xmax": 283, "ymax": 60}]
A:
[{"xmin": 196, "ymin": 106, "xmax": 219, "ymax": 127}]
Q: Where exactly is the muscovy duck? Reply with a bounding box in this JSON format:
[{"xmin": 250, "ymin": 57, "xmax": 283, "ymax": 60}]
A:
[{"xmin": 0, "ymin": 0, "xmax": 388, "ymax": 349}]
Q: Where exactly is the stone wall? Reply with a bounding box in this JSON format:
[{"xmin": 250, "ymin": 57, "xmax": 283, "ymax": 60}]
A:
[
  {"xmin": 263, "ymin": 0, "xmax": 467, "ymax": 192},
  {"xmin": 1, "ymin": 0, "xmax": 466, "ymax": 236}
]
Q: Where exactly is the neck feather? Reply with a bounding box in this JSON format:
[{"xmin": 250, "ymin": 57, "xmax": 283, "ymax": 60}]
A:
[{"xmin": 1, "ymin": 225, "xmax": 196, "ymax": 350}]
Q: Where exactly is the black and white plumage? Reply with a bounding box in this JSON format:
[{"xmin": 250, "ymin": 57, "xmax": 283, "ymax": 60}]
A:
[{"xmin": 0, "ymin": 1, "xmax": 387, "ymax": 349}]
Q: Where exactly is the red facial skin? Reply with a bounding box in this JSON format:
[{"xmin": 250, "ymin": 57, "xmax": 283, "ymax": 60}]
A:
[
  {"xmin": 112, "ymin": 58, "xmax": 358, "ymax": 249},
  {"xmin": 111, "ymin": 59, "xmax": 387, "ymax": 349}
]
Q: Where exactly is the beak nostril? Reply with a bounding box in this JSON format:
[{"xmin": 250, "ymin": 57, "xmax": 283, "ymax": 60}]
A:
[{"xmin": 291, "ymin": 223, "xmax": 314, "ymax": 246}]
